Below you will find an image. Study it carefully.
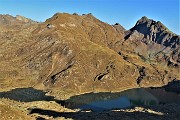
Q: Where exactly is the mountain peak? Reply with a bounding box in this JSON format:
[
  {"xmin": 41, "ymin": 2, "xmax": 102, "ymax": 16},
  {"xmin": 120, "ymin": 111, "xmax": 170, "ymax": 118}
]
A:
[
  {"xmin": 136, "ymin": 16, "xmax": 150, "ymax": 25},
  {"xmin": 0, "ymin": 14, "xmax": 16, "ymax": 25},
  {"xmin": 140, "ymin": 16, "xmax": 149, "ymax": 21},
  {"xmin": 16, "ymin": 15, "xmax": 30, "ymax": 23},
  {"xmin": 0, "ymin": 14, "xmax": 37, "ymax": 26},
  {"xmin": 16, "ymin": 15, "xmax": 37, "ymax": 23},
  {"xmin": 113, "ymin": 23, "xmax": 126, "ymax": 32},
  {"xmin": 135, "ymin": 16, "xmax": 170, "ymax": 32},
  {"xmin": 44, "ymin": 12, "xmax": 100, "ymax": 27},
  {"xmin": 128, "ymin": 16, "xmax": 179, "ymax": 49},
  {"xmin": 45, "ymin": 12, "xmax": 80, "ymax": 23}
]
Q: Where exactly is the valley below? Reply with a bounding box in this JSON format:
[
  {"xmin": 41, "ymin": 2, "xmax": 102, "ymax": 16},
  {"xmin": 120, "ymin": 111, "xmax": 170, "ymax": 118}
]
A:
[{"xmin": 0, "ymin": 81, "xmax": 180, "ymax": 120}]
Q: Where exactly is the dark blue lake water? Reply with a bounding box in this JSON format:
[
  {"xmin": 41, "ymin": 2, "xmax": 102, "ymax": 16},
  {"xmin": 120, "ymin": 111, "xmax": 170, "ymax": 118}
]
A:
[{"xmin": 66, "ymin": 88, "xmax": 180, "ymax": 111}]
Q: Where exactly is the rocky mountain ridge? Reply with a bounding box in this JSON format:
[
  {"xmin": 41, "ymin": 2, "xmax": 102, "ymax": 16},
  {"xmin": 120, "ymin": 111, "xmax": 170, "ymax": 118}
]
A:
[
  {"xmin": 0, "ymin": 14, "xmax": 37, "ymax": 26},
  {"xmin": 0, "ymin": 13, "xmax": 179, "ymax": 98}
]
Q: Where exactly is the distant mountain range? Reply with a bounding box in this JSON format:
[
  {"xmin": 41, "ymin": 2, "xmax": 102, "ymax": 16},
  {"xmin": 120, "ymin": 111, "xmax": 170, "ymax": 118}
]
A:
[{"xmin": 0, "ymin": 13, "xmax": 179, "ymax": 97}]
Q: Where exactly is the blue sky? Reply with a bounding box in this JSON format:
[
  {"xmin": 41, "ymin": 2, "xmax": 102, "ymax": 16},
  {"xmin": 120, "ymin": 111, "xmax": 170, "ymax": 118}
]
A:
[{"xmin": 0, "ymin": 0, "xmax": 179, "ymax": 34}]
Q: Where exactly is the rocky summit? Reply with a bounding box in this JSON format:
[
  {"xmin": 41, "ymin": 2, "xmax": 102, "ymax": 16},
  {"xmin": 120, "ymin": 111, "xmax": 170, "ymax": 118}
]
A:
[
  {"xmin": 0, "ymin": 13, "xmax": 179, "ymax": 98},
  {"xmin": 126, "ymin": 16, "xmax": 180, "ymax": 66}
]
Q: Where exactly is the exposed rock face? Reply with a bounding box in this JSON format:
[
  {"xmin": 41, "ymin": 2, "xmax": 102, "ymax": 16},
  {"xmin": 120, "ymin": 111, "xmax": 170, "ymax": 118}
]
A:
[
  {"xmin": 0, "ymin": 13, "xmax": 179, "ymax": 97},
  {"xmin": 124, "ymin": 16, "xmax": 180, "ymax": 66},
  {"xmin": 130, "ymin": 16, "xmax": 179, "ymax": 47}
]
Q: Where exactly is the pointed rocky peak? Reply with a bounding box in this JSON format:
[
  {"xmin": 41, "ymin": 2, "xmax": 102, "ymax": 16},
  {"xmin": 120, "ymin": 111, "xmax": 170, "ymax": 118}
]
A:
[
  {"xmin": 127, "ymin": 16, "xmax": 180, "ymax": 49},
  {"xmin": 113, "ymin": 23, "xmax": 126, "ymax": 32},
  {"xmin": 141, "ymin": 16, "xmax": 148, "ymax": 20},
  {"xmin": 133, "ymin": 16, "xmax": 170, "ymax": 33},
  {"xmin": 136, "ymin": 16, "xmax": 149, "ymax": 25}
]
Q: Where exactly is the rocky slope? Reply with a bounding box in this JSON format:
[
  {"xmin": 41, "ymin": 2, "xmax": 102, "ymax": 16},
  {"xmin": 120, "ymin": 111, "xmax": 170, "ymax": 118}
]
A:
[
  {"xmin": 0, "ymin": 13, "xmax": 179, "ymax": 98},
  {"xmin": 125, "ymin": 16, "xmax": 180, "ymax": 66}
]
